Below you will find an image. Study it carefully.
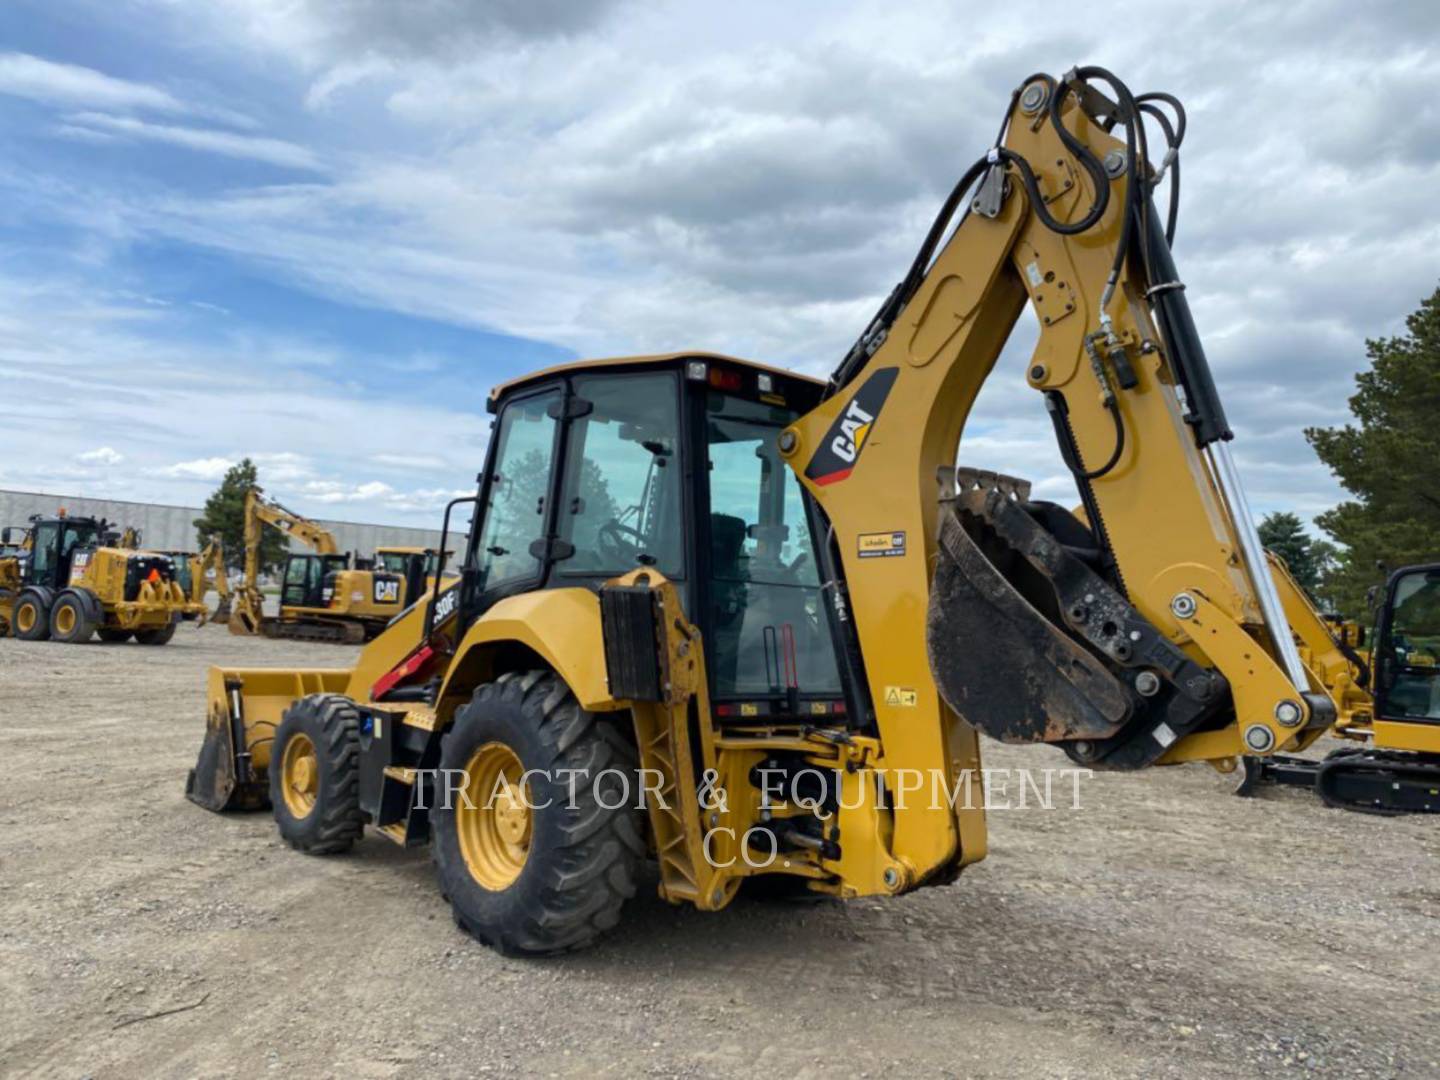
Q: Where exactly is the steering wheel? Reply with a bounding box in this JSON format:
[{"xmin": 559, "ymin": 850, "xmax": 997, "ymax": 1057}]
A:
[{"xmin": 598, "ymin": 519, "xmax": 644, "ymax": 562}]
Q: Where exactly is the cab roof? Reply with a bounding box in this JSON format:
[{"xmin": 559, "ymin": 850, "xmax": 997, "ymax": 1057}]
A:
[{"xmin": 488, "ymin": 351, "xmax": 823, "ymax": 405}]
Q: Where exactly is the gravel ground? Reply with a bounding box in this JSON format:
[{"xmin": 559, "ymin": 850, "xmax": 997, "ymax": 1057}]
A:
[{"xmin": 1, "ymin": 627, "xmax": 1437, "ymax": 1078}]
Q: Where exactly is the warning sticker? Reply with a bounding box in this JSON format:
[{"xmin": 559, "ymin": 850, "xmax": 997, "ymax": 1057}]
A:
[
  {"xmin": 857, "ymin": 531, "xmax": 907, "ymax": 559},
  {"xmin": 884, "ymin": 686, "xmax": 918, "ymax": 708}
]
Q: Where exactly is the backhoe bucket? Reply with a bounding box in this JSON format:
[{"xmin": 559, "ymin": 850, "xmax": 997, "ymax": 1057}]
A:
[
  {"xmin": 185, "ymin": 665, "xmax": 350, "ymax": 811},
  {"xmin": 926, "ymin": 469, "xmax": 1228, "ymax": 770}
]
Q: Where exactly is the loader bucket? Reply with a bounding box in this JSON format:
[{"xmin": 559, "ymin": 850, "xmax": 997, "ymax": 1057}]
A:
[{"xmin": 185, "ymin": 665, "xmax": 351, "ymax": 812}]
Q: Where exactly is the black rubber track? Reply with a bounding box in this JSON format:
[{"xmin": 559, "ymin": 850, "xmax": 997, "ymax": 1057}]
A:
[
  {"xmin": 270, "ymin": 693, "xmax": 366, "ymax": 854},
  {"xmin": 432, "ymin": 670, "xmax": 646, "ymax": 956}
]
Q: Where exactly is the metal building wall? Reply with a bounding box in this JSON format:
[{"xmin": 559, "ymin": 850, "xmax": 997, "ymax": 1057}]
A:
[{"xmin": 0, "ymin": 489, "xmax": 444, "ymax": 555}]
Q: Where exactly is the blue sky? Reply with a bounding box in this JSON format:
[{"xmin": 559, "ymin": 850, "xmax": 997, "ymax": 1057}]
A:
[{"xmin": 1, "ymin": 0, "xmax": 1436, "ymax": 528}]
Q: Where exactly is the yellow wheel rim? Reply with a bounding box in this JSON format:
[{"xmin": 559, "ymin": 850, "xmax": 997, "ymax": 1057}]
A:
[
  {"xmin": 280, "ymin": 732, "xmax": 319, "ymax": 818},
  {"xmin": 456, "ymin": 742, "xmax": 532, "ymax": 890},
  {"xmin": 54, "ymin": 605, "xmax": 75, "ymax": 636},
  {"xmin": 16, "ymin": 603, "xmax": 35, "ymax": 633}
]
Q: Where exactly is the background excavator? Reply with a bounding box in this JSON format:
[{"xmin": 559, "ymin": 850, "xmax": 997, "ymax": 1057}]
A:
[
  {"xmin": 1239, "ymin": 558, "xmax": 1440, "ymax": 813},
  {"xmin": 227, "ymin": 487, "xmax": 419, "ymax": 644},
  {"xmin": 188, "ymin": 65, "xmax": 1366, "ymax": 955}
]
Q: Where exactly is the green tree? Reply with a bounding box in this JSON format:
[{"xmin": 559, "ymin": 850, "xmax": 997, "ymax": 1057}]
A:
[
  {"xmin": 1258, "ymin": 511, "xmax": 1333, "ymax": 597},
  {"xmin": 1306, "ymin": 285, "xmax": 1440, "ymax": 615},
  {"xmin": 193, "ymin": 458, "xmax": 289, "ymax": 572}
]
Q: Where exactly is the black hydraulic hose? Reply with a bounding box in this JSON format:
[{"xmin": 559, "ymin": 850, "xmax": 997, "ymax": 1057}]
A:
[
  {"xmin": 1047, "ymin": 391, "xmax": 1126, "ymax": 481},
  {"xmin": 1137, "ymin": 101, "xmax": 1181, "ymax": 245}
]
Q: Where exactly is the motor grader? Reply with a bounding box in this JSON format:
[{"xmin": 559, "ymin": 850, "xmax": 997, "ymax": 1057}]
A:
[
  {"xmin": 189, "ymin": 65, "xmax": 1359, "ymax": 955},
  {"xmin": 228, "ymin": 488, "xmax": 412, "ymax": 644},
  {"xmin": 1, "ymin": 513, "xmax": 203, "ymax": 644}
]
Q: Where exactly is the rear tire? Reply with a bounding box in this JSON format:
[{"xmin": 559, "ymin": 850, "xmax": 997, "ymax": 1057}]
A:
[
  {"xmin": 13, "ymin": 589, "xmax": 50, "ymax": 641},
  {"xmin": 134, "ymin": 621, "xmax": 177, "ymax": 646},
  {"xmin": 432, "ymin": 670, "xmax": 645, "ymax": 956},
  {"xmin": 269, "ymin": 694, "xmax": 365, "ymax": 854},
  {"xmin": 49, "ymin": 591, "xmax": 97, "ymax": 643},
  {"xmin": 97, "ymin": 628, "xmax": 133, "ymax": 643}
]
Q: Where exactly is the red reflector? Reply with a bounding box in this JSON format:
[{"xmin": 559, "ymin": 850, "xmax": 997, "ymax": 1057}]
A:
[
  {"xmin": 833, "ymin": 701, "xmax": 847, "ymax": 715},
  {"xmin": 708, "ymin": 368, "xmax": 743, "ymax": 391},
  {"xmin": 715, "ymin": 704, "xmax": 734, "ymax": 717}
]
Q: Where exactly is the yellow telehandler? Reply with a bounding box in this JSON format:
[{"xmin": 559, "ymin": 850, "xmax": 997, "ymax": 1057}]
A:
[
  {"xmin": 227, "ymin": 487, "xmax": 413, "ymax": 644},
  {"xmin": 188, "ymin": 65, "xmax": 1363, "ymax": 954}
]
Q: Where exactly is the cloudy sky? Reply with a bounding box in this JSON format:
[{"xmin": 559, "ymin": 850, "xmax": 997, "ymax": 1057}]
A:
[{"xmin": 1, "ymin": 0, "xmax": 1435, "ymax": 528}]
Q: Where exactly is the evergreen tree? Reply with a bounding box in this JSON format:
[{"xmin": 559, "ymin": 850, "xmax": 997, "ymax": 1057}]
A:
[
  {"xmin": 193, "ymin": 458, "xmax": 290, "ymax": 572},
  {"xmin": 1258, "ymin": 511, "xmax": 1332, "ymax": 596},
  {"xmin": 1307, "ymin": 286, "xmax": 1440, "ymax": 615}
]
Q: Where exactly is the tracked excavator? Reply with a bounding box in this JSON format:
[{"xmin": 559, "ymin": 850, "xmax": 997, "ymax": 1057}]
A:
[
  {"xmin": 1237, "ymin": 559, "xmax": 1440, "ymax": 813},
  {"xmin": 188, "ymin": 65, "xmax": 1360, "ymax": 954},
  {"xmin": 228, "ymin": 487, "xmax": 412, "ymax": 644}
]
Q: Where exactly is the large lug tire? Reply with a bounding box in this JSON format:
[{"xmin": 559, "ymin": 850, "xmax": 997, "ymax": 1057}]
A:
[
  {"xmin": 134, "ymin": 620, "xmax": 178, "ymax": 646},
  {"xmin": 13, "ymin": 589, "xmax": 51, "ymax": 641},
  {"xmin": 432, "ymin": 670, "xmax": 645, "ymax": 956},
  {"xmin": 49, "ymin": 591, "xmax": 98, "ymax": 644},
  {"xmin": 269, "ymin": 694, "xmax": 366, "ymax": 854},
  {"xmin": 97, "ymin": 628, "xmax": 133, "ymax": 643}
]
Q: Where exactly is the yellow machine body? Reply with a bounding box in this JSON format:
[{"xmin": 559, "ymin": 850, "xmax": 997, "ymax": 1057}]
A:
[{"xmin": 188, "ymin": 67, "xmax": 1375, "ymax": 950}]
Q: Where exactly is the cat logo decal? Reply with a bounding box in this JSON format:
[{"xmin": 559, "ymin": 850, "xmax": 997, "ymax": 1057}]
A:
[{"xmin": 804, "ymin": 368, "xmax": 899, "ymax": 486}]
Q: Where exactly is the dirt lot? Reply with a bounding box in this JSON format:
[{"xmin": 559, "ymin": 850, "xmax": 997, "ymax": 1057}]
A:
[{"xmin": 1, "ymin": 628, "xmax": 1437, "ymax": 1079}]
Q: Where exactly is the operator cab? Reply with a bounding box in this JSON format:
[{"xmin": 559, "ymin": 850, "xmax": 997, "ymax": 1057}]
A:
[
  {"xmin": 448, "ymin": 353, "xmax": 845, "ymax": 721},
  {"xmin": 280, "ymin": 552, "xmax": 352, "ymax": 611},
  {"xmin": 1372, "ymin": 565, "xmax": 1440, "ymax": 724},
  {"xmin": 25, "ymin": 516, "xmax": 103, "ymax": 589}
]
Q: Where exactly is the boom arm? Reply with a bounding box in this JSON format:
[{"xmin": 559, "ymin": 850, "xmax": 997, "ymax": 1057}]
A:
[
  {"xmin": 785, "ymin": 68, "xmax": 1336, "ymax": 875},
  {"xmin": 230, "ymin": 487, "xmax": 338, "ymax": 634}
]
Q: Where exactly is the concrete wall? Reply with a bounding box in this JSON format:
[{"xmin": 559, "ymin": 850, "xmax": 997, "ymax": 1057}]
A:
[{"xmin": 0, "ymin": 489, "xmax": 444, "ymax": 557}]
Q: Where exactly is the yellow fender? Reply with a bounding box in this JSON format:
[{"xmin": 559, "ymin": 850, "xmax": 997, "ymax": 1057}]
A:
[{"xmin": 437, "ymin": 588, "xmax": 620, "ymax": 716}]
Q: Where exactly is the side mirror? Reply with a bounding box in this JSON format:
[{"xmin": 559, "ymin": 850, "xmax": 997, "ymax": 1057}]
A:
[{"xmin": 1366, "ymin": 585, "xmax": 1380, "ymax": 612}]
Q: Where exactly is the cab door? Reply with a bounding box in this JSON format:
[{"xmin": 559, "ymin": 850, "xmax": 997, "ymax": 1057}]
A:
[{"xmin": 461, "ymin": 386, "xmax": 563, "ymax": 617}]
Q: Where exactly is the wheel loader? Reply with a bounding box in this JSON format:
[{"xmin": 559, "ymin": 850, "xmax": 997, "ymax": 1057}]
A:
[
  {"xmin": 1, "ymin": 513, "xmax": 204, "ymax": 644},
  {"xmin": 227, "ymin": 487, "xmax": 412, "ymax": 644},
  {"xmin": 188, "ymin": 65, "xmax": 1359, "ymax": 954}
]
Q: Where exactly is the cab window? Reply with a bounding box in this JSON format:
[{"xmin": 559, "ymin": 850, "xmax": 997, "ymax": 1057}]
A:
[
  {"xmin": 476, "ymin": 390, "xmax": 559, "ymax": 592},
  {"xmin": 556, "ymin": 373, "xmax": 683, "ymax": 577},
  {"xmin": 1380, "ymin": 569, "xmax": 1440, "ymax": 720},
  {"xmin": 705, "ymin": 392, "xmax": 841, "ymax": 698}
]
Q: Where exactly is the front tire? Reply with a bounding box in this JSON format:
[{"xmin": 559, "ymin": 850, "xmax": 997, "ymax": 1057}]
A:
[
  {"xmin": 13, "ymin": 589, "xmax": 51, "ymax": 640},
  {"xmin": 269, "ymin": 694, "xmax": 365, "ymax": 853},
  {"xmin": 432, "ymin": 670, "xmax": 644, "ymax": 956}
]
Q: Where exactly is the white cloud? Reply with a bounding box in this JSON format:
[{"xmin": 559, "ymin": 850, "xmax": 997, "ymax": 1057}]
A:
[
  {"xmin": 75, "ymin": 446, "xmax": 124, "ymax": 466},
  {"xmin": 154, "ymin": 456, "xmax": 236, "ymax": 480},
  {"xmin": 0, "ymin": 52, "xmax": 186, "ymax": 113},
  {"xmin": 60, "ymin": 112, "xmax": 324, "ymax": 171}
]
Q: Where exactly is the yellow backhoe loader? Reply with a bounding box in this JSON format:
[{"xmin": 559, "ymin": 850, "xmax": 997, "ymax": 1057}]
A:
[
  {"xmin": 227, "ymin": 488, "xmax": 413, "ymax": 644},
  {"xmin": 1, "ymin": 513, "xmax": 203, "ymax": 643},
  {"xmin": 188, "ymin": 65, "xmax": 1362, "ymax": 954},
  {"xmin": 163, "ymin": 540, "xmax": 232, "ymax": 626}
]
